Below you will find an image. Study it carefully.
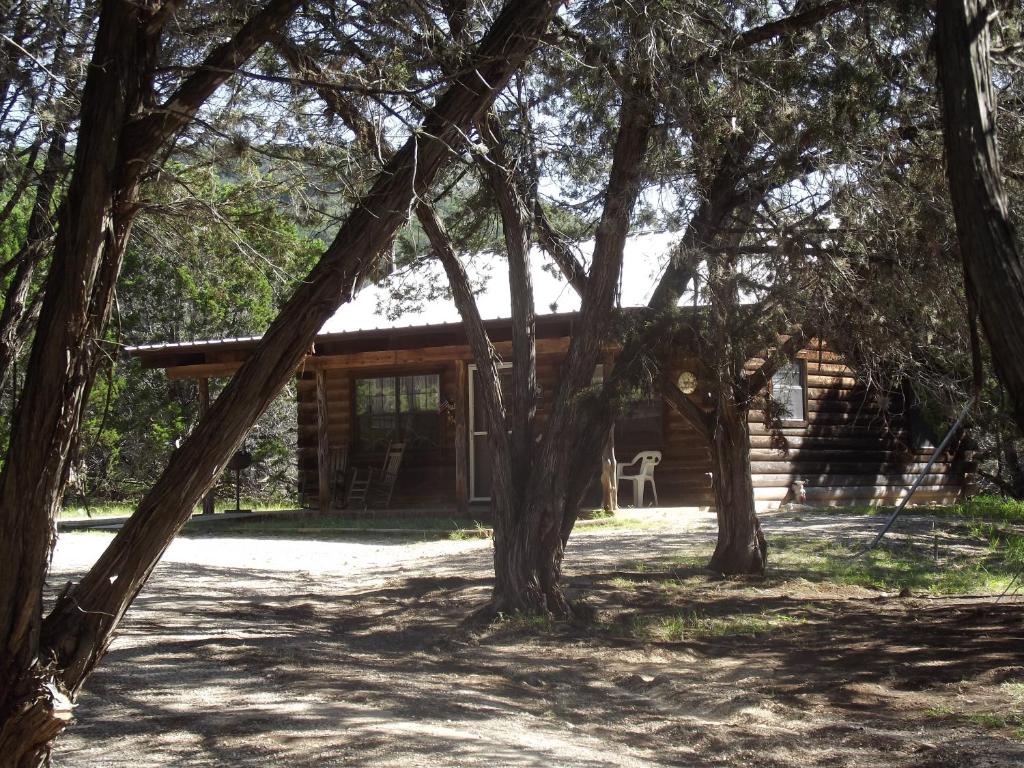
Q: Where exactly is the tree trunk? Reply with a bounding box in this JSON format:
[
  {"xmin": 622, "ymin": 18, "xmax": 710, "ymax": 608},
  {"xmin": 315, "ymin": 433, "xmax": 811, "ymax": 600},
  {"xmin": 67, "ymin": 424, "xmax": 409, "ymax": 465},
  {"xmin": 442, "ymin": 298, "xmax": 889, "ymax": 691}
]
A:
[
  {"xmin": 476, "ymin": 114, "xmax": 537, "ymax": 491},
  {"xmin": 2, "ymin": 0, "xmax": 304, "ymax": 716},
  {"xmin": 282, "ymin": 34, "xmax": 562, "ymax": 616},
  {"xmin": 475, "ymin": 115, "xmax": 542, "ymax": 610},
  {"xmin": 492, "ymin": 77, "xmax": 654, "ymax": 617},
  {"xmin": 198, "ymin": 378, "xmax": 215, "ymax": 515},
  {"xmin": 1000, "ymin": 435, "xmax": 1024, "ymax": 497},
  {"xmin": 0, "ymin": 4, "xmax": 160, "ymax": 748},
  {"xmin": 0, "ymin": 13, "xmax": 89, "ymax": 394},
  {"xmin": 417, "ymin": 202, "xmax": 533, "ymax": 611},
  {"xmin": 31, "ymin": 0, "xmax": 562, "ymax": 729},
  {"xmin": 601, "ymin": 425, "xmax": 618, "ymax": 512},
  {"xmin": 0, "ymin": 674, "xmax": 72, "ymax": 768},
  {"xmin": 937, "ymin": 0, "xmax": 1024, "ymax": 431},
  {"xmin": 4, "ymin": 0, "xmax": 560, "ymax": 757},
  {"xmin": 708, "ymin": 395, "xmax": 766, "ymax": 575},
  {"xmin": 486, "ymin": 0, "xmax": 857, "ymax": 601}
]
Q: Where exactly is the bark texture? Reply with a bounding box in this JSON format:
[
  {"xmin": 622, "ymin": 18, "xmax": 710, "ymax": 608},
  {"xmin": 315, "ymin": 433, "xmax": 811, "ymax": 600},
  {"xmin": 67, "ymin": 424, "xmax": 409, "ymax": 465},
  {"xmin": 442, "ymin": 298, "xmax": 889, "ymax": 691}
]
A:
[
  {"xmin": 23, "ymin": 1, "xmax": 562, "ymax": 755},
  {"xmin": 0, "ymin": 8, "xmax": 161, "ymax": 753},
  {"xmin": 1, "ymin": 0, "xmax": 305, "ymax": 682},
  {"xmin": 937, "ymin": 0, "xmax": 1024, "ymax": 431},
  {"xmin": 707, "ymin": 394, "xmax": 767, "ymax": 574},
  {"xmin": 476, "ymin": 114, "xmax": 537, "ymax": 494},
  {"xmin": 0, "ymin": 0, "xmax": 443, "ymax": 759},
  {"xmin": 427, "ymin": 76, "xmax": 653, "ymax": 617},
  {"xmin": 0, "ymin": 7, "xmax": 91, "ymax": 393},
  {"xmin": 0, "ymin": 675, "xmax": 72, "ymax": 768},
  {"xmin": 508, "ymin": 82, "xmax": 654, "ymax": 615},
  {"xmin": 473, "ymin": 0, "xmax": 861, "ymax": 598},
  {"xmin": 0, "ymin": 130, "xmax": 66, "ymax": 392}
]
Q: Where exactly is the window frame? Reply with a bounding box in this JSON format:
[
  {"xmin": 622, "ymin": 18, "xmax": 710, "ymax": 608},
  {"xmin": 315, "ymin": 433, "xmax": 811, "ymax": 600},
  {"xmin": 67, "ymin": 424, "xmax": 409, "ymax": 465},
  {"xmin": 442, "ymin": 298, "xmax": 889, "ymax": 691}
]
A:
[
  {"xmin": 770, "ymin": 359, "xmax": 808, "ymax": 426},
  {"xmin": 352, "ymin": 369, "xmax": 444, "ymax": 453}
]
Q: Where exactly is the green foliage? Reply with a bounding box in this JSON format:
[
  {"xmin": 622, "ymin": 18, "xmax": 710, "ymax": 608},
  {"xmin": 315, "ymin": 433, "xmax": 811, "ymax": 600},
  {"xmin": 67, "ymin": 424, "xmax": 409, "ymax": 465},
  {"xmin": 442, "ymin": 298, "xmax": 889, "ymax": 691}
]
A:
[
  {"xmin": 59, "ymin": 503, "xmax": 137, "ymax": 520},
  {"xmin": 627, "ymin": 609, "xmax": 805, "ymax": 642},
  {"xmin": 71, "ymin": 161, "xmax": 324, "ymax": 505},
  {"xmin": 953, "ymin": 496, "xmax": 1024, "ymax": 525},
  {"xmin": 839, "ymin": 496, "xmax": 1024, "ymax": 525},
  {"xmin": 0, "ymin": 184, "xmax": 32, "ymax": 266},
  {"xmin": 765, "ymin": 535, "xmax": 1020, "ymax": 595},
  {"xmin": 121, "ymin": 161, "xmax": 323, "ymax": 339},
  {"xmin": 493, "ymin": 611, "xmax": 555, "ymax": 632}
]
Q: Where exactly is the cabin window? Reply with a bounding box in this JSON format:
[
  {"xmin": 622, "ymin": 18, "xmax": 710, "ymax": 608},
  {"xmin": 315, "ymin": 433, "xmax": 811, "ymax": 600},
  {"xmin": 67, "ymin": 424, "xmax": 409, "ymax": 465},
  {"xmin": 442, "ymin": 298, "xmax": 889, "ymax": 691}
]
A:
[
  {"xmin": 355, "ymin": 374, "xmax": 440, "ymax": 452},
  {"xmin": 771, "ymin": 361, "xmax": 806, "ymax": 422}
]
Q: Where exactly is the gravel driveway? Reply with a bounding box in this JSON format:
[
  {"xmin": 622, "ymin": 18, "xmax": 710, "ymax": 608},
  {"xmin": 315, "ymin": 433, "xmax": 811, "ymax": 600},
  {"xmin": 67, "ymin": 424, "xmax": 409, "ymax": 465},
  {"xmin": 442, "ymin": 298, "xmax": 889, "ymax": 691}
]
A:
[{"xmin": 44, "ymin": 509, "xmax": 1024, "ymax": 768}]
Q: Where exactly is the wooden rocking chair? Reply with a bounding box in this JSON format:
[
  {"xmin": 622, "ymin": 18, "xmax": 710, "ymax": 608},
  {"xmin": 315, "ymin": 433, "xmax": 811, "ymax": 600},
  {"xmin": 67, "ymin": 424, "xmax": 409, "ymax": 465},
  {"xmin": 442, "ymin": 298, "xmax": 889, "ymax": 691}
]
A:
[
  {"xmin": 367, "ymin": 442, "xmax": 405, "ymax": 510},
  {"xmin": 346, "ymin": 465, "xmax": 372, "ymax": 509},
  {"xmin": 328, "ymin": 446, "xmax": 349, "ymax": 509}
]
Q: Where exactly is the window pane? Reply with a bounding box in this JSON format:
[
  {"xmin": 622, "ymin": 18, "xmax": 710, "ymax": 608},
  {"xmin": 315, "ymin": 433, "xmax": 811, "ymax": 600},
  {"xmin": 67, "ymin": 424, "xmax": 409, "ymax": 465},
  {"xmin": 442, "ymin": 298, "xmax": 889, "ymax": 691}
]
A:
[
  {"xmin": 356, "ymin": 373, "xmax": 442, "ymax": 451},
  {"xmin": 771, "ymin": 362, "xmax": 805, "ymax": 421},
  {"xmin": 399, "ymin": 374, "xmax": 441, "ymax": 448},
  {"xmin": 356, "ymin": 376, "xmax": 398, "ymax": 452}
]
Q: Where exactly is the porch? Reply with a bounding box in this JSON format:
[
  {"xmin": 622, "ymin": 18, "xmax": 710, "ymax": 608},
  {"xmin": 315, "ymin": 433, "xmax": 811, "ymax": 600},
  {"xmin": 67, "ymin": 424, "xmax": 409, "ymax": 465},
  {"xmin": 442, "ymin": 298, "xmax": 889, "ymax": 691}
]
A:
[{"xmin": 125, "ymin": 314, "xmax": 714, "ymax": 517}]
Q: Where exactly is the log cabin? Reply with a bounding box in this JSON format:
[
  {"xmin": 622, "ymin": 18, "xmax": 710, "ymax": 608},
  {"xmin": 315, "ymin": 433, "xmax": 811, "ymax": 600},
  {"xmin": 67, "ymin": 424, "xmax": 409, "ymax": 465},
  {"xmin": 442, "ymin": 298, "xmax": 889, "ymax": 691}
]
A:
[{"xmin": 125, "ymin": 238, "xmax": 971, "ymax": 515}]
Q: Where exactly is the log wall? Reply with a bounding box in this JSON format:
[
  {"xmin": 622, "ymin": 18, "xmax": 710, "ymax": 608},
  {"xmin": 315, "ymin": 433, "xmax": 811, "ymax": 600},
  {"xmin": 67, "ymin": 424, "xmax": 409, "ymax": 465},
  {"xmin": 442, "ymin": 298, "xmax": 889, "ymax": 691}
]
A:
[
  {"xmin": 295, "ymin": 341, "xmax": 969, "ymax": 512},
  {"xmin": 745, "ymin": 344, "xmax": 968, "ymax": 511},
  {"xmin": 296, "ymin": 353, "xmax": 568, "ymax": 511}
]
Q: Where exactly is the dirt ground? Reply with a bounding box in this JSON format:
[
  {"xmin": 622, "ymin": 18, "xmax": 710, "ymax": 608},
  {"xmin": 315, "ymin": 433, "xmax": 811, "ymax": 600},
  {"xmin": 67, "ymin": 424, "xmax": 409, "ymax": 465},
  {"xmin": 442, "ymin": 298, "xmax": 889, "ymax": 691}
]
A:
[{"xmin": 47, "ymin": 509, "xmax": 1024, "ymax": 767}]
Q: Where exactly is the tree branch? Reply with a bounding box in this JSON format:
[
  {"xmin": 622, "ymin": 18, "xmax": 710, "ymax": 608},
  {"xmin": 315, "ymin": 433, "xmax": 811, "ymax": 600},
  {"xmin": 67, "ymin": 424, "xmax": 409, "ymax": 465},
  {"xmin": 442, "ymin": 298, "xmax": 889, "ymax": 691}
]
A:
[
  {"xmin": 533, "ymin": 203, "xmax": 589, "ymax": 296},
  {"xmin": 740, "ymin": 326, "xmax": 810, "ymax": 402},
  {"xmin": 39, "ymin": 0, "xmax": 564, "ymax": 694},
  {"xmin": 416, "ymin": 199, "xmax": 510, "ymax": 445},
  {"xmin": 475, "ymin": 112, "xmax": 537, "ymax": 468},
  {"xmin": 120, "ymin": 0, "xmax": 304, "ymax": 184}
]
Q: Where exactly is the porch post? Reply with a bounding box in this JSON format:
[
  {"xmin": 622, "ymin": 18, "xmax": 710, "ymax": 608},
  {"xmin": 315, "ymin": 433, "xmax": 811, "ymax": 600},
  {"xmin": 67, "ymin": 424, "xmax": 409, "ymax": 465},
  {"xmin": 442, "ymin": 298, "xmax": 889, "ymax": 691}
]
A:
[
  {"xmin": 601, "ymin": 423, "xmax": 618, "ymax": 511},
  {"xmin": 601, "ymin": 352, "xmax": 618, "ymax": 511},
  {"xmin": 454, "ymin": 360, "xmax": 469, "ymax": 515},
  {"xmin": 316, "ymin": 368, "xmax": 331, "ymax": 514},
  {"xmin": 198, "ymin": 377, "xmax": 215, "ymax": 515}
]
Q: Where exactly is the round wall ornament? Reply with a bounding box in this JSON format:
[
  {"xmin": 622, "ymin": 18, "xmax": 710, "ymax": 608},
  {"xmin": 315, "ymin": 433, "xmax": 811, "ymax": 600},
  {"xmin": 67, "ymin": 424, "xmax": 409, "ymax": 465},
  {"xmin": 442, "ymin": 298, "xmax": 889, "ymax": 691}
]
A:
[{"xmin": 677, "ymin": 371, "xmax": 697, "ymax": 394}]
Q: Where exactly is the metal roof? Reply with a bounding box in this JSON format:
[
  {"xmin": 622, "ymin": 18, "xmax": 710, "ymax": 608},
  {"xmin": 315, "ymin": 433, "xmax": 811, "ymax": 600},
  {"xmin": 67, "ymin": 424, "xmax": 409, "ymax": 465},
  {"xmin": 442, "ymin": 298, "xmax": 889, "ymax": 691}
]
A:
[
  {"xmin": 125, "ymin": 231, "xmax": 685, "ymax": 359},
  {"xmin": 123, "ymin": 312, "xmax": 587, "ymax": 359}
]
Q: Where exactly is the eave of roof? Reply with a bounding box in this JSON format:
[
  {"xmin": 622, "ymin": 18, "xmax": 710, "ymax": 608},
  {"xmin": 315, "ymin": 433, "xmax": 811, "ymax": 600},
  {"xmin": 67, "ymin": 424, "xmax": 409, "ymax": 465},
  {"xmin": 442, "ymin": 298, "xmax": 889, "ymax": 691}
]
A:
[{"xmin": 124, "ymin": 311, "xmax": 592, "ymax": 366}]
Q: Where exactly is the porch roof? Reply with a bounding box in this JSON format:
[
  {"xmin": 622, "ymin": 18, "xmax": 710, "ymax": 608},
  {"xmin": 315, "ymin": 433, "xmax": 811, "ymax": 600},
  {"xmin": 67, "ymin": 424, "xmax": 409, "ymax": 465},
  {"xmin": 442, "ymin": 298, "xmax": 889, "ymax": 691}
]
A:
[{"xmin": 124, "ymin": 311, "xmax": 590, "ymax": 375}]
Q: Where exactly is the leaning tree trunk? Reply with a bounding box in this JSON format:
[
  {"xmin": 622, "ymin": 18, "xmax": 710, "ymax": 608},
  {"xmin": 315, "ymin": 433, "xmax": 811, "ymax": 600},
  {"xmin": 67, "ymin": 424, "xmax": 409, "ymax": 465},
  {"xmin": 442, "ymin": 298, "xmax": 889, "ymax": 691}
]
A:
[
  {"xmin": 2, "ymin": 0, "xmax": 561, "ymax": 761},
  {"xmin": 0, "ymin": 1, "xmax": 305, "ymax": 760},
  {"xmin": 937, "ymin": 0, "xmax": 1024, "ymax": 432},
  {"xmin": 286, "ymin": 47, "xmax": 545, "ymax": 615},
  {"xmin": 707, "ymin": 394, "xmax": 766, "ymax": 575}
]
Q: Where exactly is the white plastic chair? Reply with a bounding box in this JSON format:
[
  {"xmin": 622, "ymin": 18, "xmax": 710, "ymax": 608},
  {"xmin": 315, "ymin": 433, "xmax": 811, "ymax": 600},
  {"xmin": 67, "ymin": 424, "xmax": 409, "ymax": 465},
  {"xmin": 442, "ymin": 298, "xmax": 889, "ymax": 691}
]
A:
[{"xmin": 616, "ymin": 451, "xmax": 661, "ymax": 507}]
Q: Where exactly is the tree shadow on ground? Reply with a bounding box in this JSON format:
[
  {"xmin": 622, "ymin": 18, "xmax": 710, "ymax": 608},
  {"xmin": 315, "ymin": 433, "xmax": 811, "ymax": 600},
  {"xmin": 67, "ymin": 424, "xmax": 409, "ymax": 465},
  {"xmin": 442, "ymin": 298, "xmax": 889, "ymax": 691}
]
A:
[{"xmin": 46, "ymin": 547, "xmax": 1024, "ymax": 768}]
